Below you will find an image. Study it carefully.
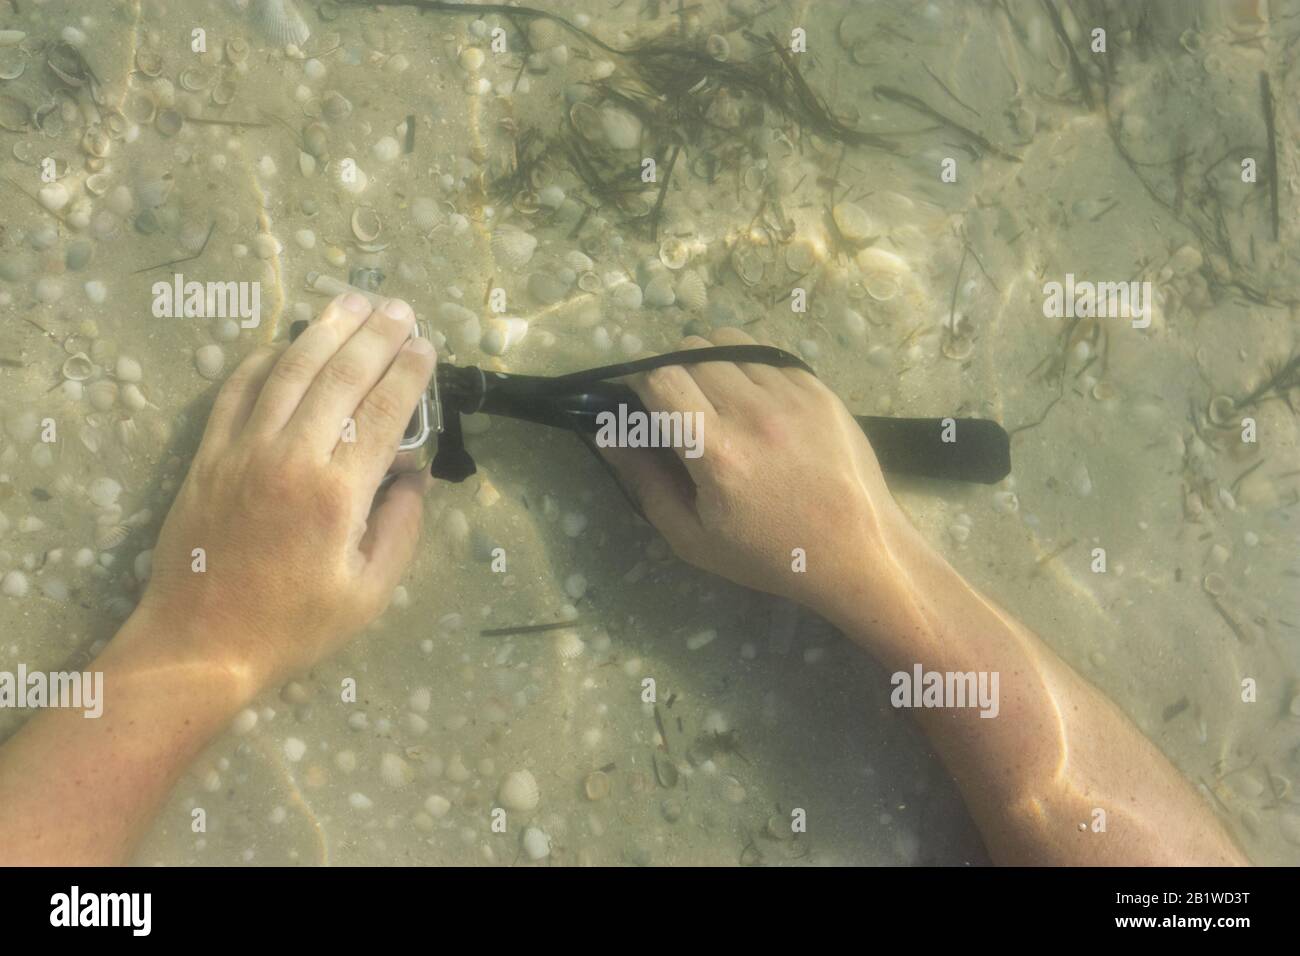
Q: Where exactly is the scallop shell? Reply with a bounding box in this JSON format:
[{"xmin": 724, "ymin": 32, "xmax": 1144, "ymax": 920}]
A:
[
  {"xmin": 490, "ymin": 227, "xmax": 538, "ymax": 269},
  {"xmin": 675, "ymin": 269, "xmax": 707, "ymax": 311},
  {"xmin": 497, "ymin": 769, "xmax": 540, "ymax": 812},
  {"xmin": 252, "ymin": 0, "xmax": 311, "ymax": 49},
  {"xmin": 410, "ymin": 196, "xmax": 439, "ymax": 232},
  {"xmin": 94, "ymin": 523, "xmax": 131, "ymax": 550},
  {"xmin": 350, "ymin": 205, "xmax": 382, "ymax": 243},
  {"xmin": 553, "ymin": 629, "xmax": 585, "ymax": 660}
]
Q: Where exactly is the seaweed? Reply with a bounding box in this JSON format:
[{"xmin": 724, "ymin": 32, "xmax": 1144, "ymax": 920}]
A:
[{"xmin": 1259, "ymin": 72, "xmax": 1280, "ymax": 242}]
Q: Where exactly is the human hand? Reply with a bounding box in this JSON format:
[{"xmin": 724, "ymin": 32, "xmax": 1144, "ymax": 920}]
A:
[
  {"xmin": 130, "ymin": 292, "xmax": 436, "ymax": 693},
  {"xmin": 600, "ymin": 328, "xmax": 907, "ymax": 614}
]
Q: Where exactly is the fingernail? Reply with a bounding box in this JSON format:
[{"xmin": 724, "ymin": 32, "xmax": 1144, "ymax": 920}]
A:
[
  {"xmin": 342, "ymin": 292, "xmax": 370, "ymax": 314},
  {"xmin": 408, "ymin": 335, "xmax": 434, "ymax": 356},
  {"xmin": 382, "ymin": 298, "xmax": 412, "ymax": 321}
]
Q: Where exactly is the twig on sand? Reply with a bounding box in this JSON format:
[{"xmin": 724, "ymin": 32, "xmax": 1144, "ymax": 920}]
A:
[{"xmin": 1259, "ymin": 72, "xmax": 1280, "ymax": 241}]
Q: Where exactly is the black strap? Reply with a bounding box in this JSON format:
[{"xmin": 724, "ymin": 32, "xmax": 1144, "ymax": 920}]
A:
[{"xmin": 529, "ymin": 345, "xmax": 815, "ymax": 393}]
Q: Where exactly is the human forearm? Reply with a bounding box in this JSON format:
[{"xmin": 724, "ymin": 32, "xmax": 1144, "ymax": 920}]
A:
[
  {"xmin": 819, "ymin": 514, "xmax": 1247, "ymax": 866},
  {"xmin": 0, "ymin": 606, "xmax": 257, "ymax": 866}
]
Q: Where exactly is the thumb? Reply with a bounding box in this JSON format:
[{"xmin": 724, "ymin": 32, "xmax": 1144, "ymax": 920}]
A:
[
  {"xmin": 599, "ymin": 446, "xmax": 701, "ymax": 541},
  {"xmin": 359, "ymin": 471, "xmax": 432, "ymax": 597}
]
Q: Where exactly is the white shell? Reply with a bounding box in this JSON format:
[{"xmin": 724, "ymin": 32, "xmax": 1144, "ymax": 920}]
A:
[
  {"xmin": 195, "ymin": 344, "xmax": 225, "ymax": 380},
  {"xmin": 833, "ymin": 203, "xmax": 874, "ymax": 243},
  {"xmin": 675, "ymin": 270, "xmax": 707, "ymax": 311},
  {"xmin": 252, "ymin": 0, "xmax": 311, "ymax": 49},
  {"xmin": 553, "ymin": 629, "xmax": 585, "ymax": 660},
  {"xmin": 410, "ymin": 197, "xmax": 439, "ymax": 232},
  {"xmin": 599, "ymin": 107, "xmax": 642, "ymax": 150},
  {"xmin": 497, "ymin": 769, "xmax": 540, "ymax": 812},
  {"xmin": 490, "ymin": 227, "xmax": 538, "ymax": 269}
]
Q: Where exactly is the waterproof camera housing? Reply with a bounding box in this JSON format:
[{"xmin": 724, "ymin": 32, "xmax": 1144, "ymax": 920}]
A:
[{"xmin": 391, "ymin": 321, "xmax": 441, "ymax": 475}]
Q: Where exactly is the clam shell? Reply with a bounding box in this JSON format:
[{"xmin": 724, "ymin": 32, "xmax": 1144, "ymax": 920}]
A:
[
  {"xmin": 0, "ymin": 47, "xmax": 25, "ymax": 80},
  {"xmin": 1207, "ymin": 395, "xmax": 1237, "ymax": 427},
  {"xmin": 155, "ymin": 109, "xmax": 184, "ymax": 137},
  {"xmin": 706, "ymin": 33, "xmax": 730, "ymax": 60},
  {"xmin": 81, "ymin": 125, "xmax": 110, "ymax": 158},
  {"xmin": 350, "ymin": 205, "xmax": 381, "ymax": 243},
  {"xmin": 123, "ymin": 90, "xmax": 157, "ymax": 124},
  {"xmin": 179, "ymin": 67, "xmax": 213, "ymax": 92},
  {"xmin": 731, "ymin": 245, "xmax": 766, "ymax": 286},
  {"xmin": 490, "ymin": 227, "xmax": 538, "ymax": 269},
  {"xmin": 569, "ymin": 102, "xmax": 602, "ymax": 141},
  {"xmin": 302, "ymin": 122, "xmax": 329, "ymax": 158},
  {"xmin": 61, "ymin": 353, "xmax": 94, "ymax": 381},
  {"xmin": 252, "ymin": 0, "xmax": 311, "ymax": 49},
  {"xmin": 321, "ymin": 90, "xmax": 352, "ymax": 121},
  {"xmin": 211, "ymin": 79, "xmax": 237, "ymax": 106},
  {"xmin": 0, "ymin": 93, "xmax": 30, "ymax": 132}
]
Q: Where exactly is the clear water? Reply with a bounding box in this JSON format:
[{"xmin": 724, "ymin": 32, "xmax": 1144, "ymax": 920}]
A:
[{"xmin": 0, "ymin": 0, "xmax": 1297, "ymax": 865}]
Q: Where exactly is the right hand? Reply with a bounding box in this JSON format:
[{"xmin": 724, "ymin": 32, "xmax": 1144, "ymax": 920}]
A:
[{"xmin": 600, "ymin": 328, "xmax": 905, "ymax": 612}]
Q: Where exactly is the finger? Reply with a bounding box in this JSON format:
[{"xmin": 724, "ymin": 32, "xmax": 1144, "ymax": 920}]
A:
[
  {"xmin": 707, "ymin": 327, "xmax": 796, "ymax": 392},
  {"xmin": 627, "ymin": 363, "xmax": 719, "ymax": 474},
  {"xmin": 200, "ymin": 345, "xmax": 282, "ymax": 453},
  {"xmin": 357, "ymin": 471, "xmax": 432, "ymax": 603},
  {"xmin": 247, "ymin": 292, "xmax": 375, "ymax": 436},
  {"xmin": 674, "ymin": 334, "xmax": 761, "ymax": 415},
  {"xmin": 334, "ymin": 335, "xmax": 437, "ymax": 492},
  {"xmin": 599, "ymin": 446, "xmax": 701, "ymax": 542},
  {"xmin": 290, "ymin": 297, "xmax": 417, "ymax": 457}
]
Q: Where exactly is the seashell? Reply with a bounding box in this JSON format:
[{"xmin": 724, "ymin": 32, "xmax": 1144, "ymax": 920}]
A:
[
  {"xmin": 992, "ymin": 490, "xmax": 1019, "ymax": 514},
  {"xmin": 61, "ymin": 353, "xmax": 94, "ymax": 381},
  {"xmin": 302, "ymin": 122, "xmax": 328, "ymax": 158},
  {"xmin": 410, "ymin": 196, "xmax": 439, "ymax": 232},
  {"xmin": 252, "ymin": 0, "xmax": 312, "ymax": 49},
  {"xmin": 583, "ymin": 771, "xmax": 610, "ymax": 801},
  {"xmin": 481, "ymin": 317, "xmax": 528, "ymax": 356},
  {"xmin": 85, "ymin": 172, "xmax": 110, "ymax": 196},
  {"xmin": 179, "ymin": 67, "xmax": 213, "ymax": 92},
  {"xmin": 859, "ymin": 247, "xmax": 909, "ymax": 275},
  {"xmin": 832, "ymin": 202, "xmax": 874, "ymax": 243},
  {"xmin": 86, "ymin": 380, "xmax": 118, "ymax": 411},
  {"xmin": 653, "ymin": 752, "xmax": 679, "ymax": 789},
  {"xmin": 134, "ymin": 49, "xmax": 163, "ymax": 77},
  {"xmin": 490, "ymin": 227, "xmax": 538, "ymax": 269},
  {"xmin": 538, "ymin": 184, "xmax": 565, "ymax": 209},
  {"xmin": 941, "ymin": 334, "xmax": 974, "ymax": 361},
  {"xmin": 706, "ymin": 33, "xmax": 730, "ymax": 60},
  {"xmin": 226, "ymin": 38, "xmax": 250, "ymax": 64},
  {"xmin": 643, "ymin": 273, "xmax": 676, "ymax": 308},
  {"xmin": 38, "ymin": 182, "xmax": 69, "ymax": 213},
  {"xmin": 195, "ymin": 344, "xmax": 225, "ymax": 379},
  {"xmin": 94, "ymin": 523, "xmax": 131, "ymax": 551},
  {"xmin": 1207, "ymin": 395, "xmax": 1237, "ymax": 427},
  {"xmin": 372, "ymin": 135, "xmax": 400, "ymax": 163},
  {"xmin": 81, "ymin": 125, "xmax": 111, "ymax": 159},
  {"xmin": 1202, "ymin": 572, "xmax": 1226, "ymax": 597},
  {"xmin": 0, "ymin": 47, "xmax": 27, "ymax": 80},
  {"xmin": 458, "ymin": 46, "xmax": 485, "ymax": 72},
  {"xmin": 88, "ymin": 476, "xmax": 123, "ymax": 509},
  {"xmin": 785, "ymin": 239, "xmax": 818, "ymax": 274},
  {"xmin": 675, "ymin": 270, "xmax": 707, "ymax": 311},
  {"xmin": 211, "ymin": 79, "xmax": 237, "ymax": 106},
  {"xmin": 0, "ymin": 93, "xmax": 30, "ymax": 131},
  {"xmin": 1091, "ymin": 381, "xmax": 1116, "ymax": 402},
  {"xmin": 321, "ymin": 90, "xmax": 352, "ymax": 121},
  {"xmin": 577, "ymin": 271, "xmax": 602, "ymax": 293},
  {"xmin": 553, "ymin": 628, "xmax": 585, "ymax": 660},
  {"xmin": 123, "ymin": 90, "xmax": 157, "ymax": 125},
  {"xmin": 599, "ymin": 107, "xmax": 642, "ymax": 150},
  {"xmin": 46, "ymin": 42, "xmax": 88, "ymax": 88},
  {"xmin": 156, "ymin": 109, "xmax": 184, "ymax": 137},
  {"xmin": 497, "ymin": 769, "xmax": 539, "ymax": 812},
  {"xmin": 658, "ymin": 236, "xmax": 689, "ymax": 270},
  {"xmin": 350, "ymin": 205, "xmax": 381, "ymax": 243},
  {"xmin": 527, "ymin": 18, "xmax": 560, "ymax": 50},
  {"xmin": 512, "ymin": 190, "xmax": 539, "ymax": 216},
  {"xmin": 331, "ymin": 159, "xmax": 368, "ymax": 194},
  {"xmin": 731, "ymin": 245, "xmax": 765, "ymax": 286}
]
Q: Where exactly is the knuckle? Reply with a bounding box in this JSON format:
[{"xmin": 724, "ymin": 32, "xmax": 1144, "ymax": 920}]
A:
[
  {"xmin": 268, "ymin": 348, "xmax": 318, "ymax": 387},
  {"xmin": 321, "ymin": 356, "xmax": 367, "ymax": 391},
  {"xmin": 361, "ymin": 385, "xmax": 406, "ymax": 430}
]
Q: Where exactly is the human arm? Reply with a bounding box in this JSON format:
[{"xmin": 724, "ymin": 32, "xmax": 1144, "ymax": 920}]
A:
[
  {"xmin": 0, "ymin": 293, "xmax": 435, "ymax": 865},
  {"xmin": 600, "ymin": 328, "xmax": 1247, "ymax": 866}
]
